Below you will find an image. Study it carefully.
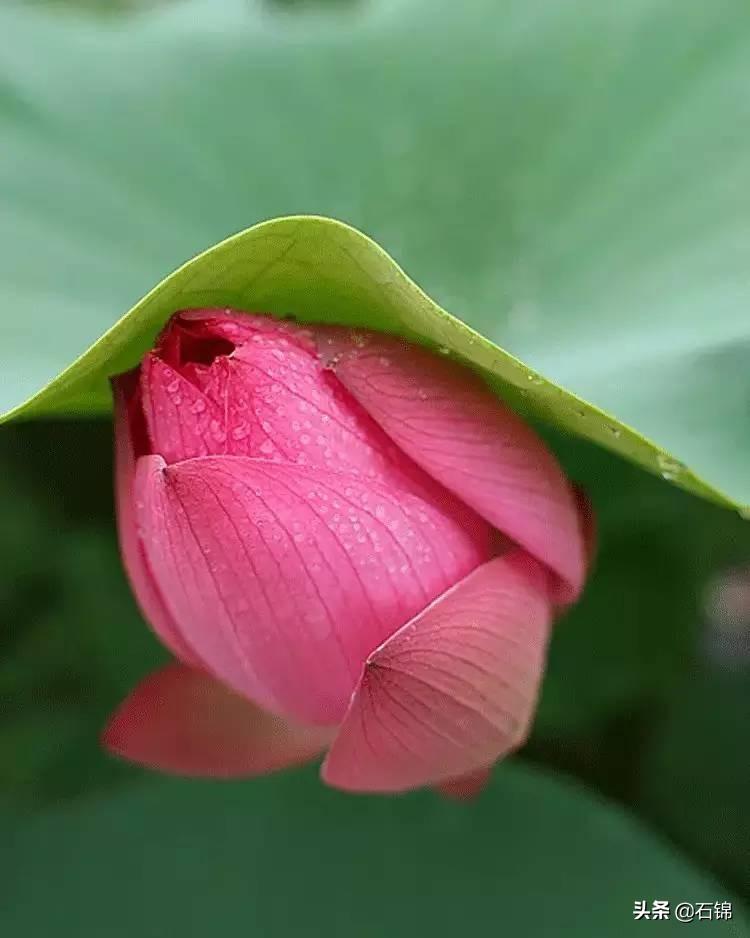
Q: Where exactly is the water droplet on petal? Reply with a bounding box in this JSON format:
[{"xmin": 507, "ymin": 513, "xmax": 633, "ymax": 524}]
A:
[{"xmin": 209, "ymin": 420, "xmax": 227, "ymax": 443}]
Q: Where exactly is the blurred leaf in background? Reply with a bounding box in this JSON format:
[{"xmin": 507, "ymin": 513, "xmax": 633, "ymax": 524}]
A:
[
  {"xmin": 638, "ymin": 570, "xmax": 750, "ymax": 896},
  {"xmin": 4, "ymin": 762, "xmax": 749, "ymax": 937}
]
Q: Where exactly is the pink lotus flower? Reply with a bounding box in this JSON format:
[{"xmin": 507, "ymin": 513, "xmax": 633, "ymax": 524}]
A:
[{"xmin": 105, "ymin": 309, "xmax": 592, "ymax": 796}]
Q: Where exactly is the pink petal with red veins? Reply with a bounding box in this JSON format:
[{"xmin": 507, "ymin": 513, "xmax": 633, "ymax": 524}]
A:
[
  {"xmin": 317, "ymin": 330, "xmax": 586, "ymax": 604},
  {"xmin": 140, "ymin": 355, "xmax": 226, "ymax": 465},
  {"xmin": 102, "ymin": 663, "xmax": 332, "ymax": 778},
  {"xmin": 111, "ymin": 373, "xmax": 202, "ymax": 668},
  {"xmin": 321, "ymin": 551, "xmax": 552, "ymax": 793},
  {"xmin": 134, "ymin": 455, "xmax": 492, "ymax": 726},
  {"xmin": 435, "ymin": 766, "xmax": 494, "ymax": 801}
]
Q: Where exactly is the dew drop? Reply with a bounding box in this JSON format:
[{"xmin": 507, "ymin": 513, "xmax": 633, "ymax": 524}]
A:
[
  {"xmin": 606, "ymin": 425, "xmax": 622, "ymax": 439},
  {"xmin": 190, "ymin": 399, "xmax": 207, "ymax": 415},
  {"xmin": 436, "ymin": 346, "xmax": 451, "ymax": 356},
  {"xmin": 259, "ymin": 439, "xmax": 274, "ymax": 455},
  {"xmin": 167, "ymin": 380, "xmax": 180, "ymax": 393},
  {"xmin": 209, "ymin": 420, "xmax": 227, "ymax": 443},
  {"xmin": 417, "ymin": 388, "xmax": 429, "ymax": 400},
  {"xmin": 657, "ymin": 453, "xmax": 684, "ymax": 481}
]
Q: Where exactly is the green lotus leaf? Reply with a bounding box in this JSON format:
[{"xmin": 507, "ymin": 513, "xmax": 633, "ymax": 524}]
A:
[{"xmin": 0, "ymin": 0, "xmax": 748, "ymax": 514}]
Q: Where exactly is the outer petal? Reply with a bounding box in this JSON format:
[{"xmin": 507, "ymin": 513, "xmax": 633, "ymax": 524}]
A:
[
  {"xmin": 111, "ymin": 373, "xmax": 202, "ymax": 667},
  {"xmin": 102, "ymin": 663, "xmax": 332, "ymax": 778},
  {"xmin": 134, "ymin": 455, "xmax": 491, "ymax": 726},
  {"xmin": 316, "ymin": 330, "xmax": 586, "ymax": 604},
  {"xmin": 435, "ymin": 766, "xmax": 494, "ymax": 801},
  {"xmin": 321, "ymin": 551, "xmax": 552, "ymax": 793}
]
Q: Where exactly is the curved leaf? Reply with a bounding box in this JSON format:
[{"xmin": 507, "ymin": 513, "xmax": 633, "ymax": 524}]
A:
[
  {"xmin": 0, "ymin": 214, "xmax": 739, "ymax": 510},
  {"xmin": 0, "ymin": 0, "xmax": 748, "ymax": 512}
]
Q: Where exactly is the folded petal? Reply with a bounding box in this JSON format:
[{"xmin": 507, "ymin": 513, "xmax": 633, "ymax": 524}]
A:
[
  {"xmin": 102, "ymin": 663, "xmax": 332, "ymax": 778},
  {"xmin": 317, "ymin": 331, "xmax": 586, "ymax": 604},
  {"xmin": 111, "ymin": 373, "xmax": 202, "ymax": 668},
  {"xmin": 144, "ymin": 309, "xmax": 451, "ymax": 492},
  {"xmin": 139, "ymin": 354, "xmax": 227, "ymax": 465},
  {"xmin": 134, "ymin": 455, "xmax": 491, "ymax": 726},
  {"xmin": 321, "ymin": 551, "xmax": 552, "ymax": 793}
]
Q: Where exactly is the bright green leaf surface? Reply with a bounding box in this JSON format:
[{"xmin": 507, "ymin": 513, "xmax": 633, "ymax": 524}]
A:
[
  {"xmin": 0, "ymin": 0, "xmax": 749, "ymax": 509},
  {"xmin": 4, "ymin": 762, "xmax": 747, "ymax": 937}
]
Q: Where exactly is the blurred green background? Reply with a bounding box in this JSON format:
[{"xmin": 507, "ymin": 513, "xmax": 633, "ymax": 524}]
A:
[{"xmin": 1, "ymin": 0, "xmax": 749, "ymax": 934}]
